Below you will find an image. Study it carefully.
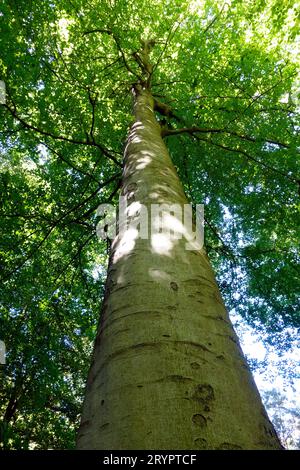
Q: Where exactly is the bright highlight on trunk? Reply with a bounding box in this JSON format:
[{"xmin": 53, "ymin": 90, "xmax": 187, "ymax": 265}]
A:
[{"xmin": 76, "ymin": 86, "xmax": 283, "ymax": 450}]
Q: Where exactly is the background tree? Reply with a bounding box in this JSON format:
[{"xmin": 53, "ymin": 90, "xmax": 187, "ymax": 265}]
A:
[
  {"xmin": 0, "ymin": 0, "xmax": 299, "ymax": 449},
  {"xmin": 262, "ymin": 388, "xmax": 300, "ymax": 449}
]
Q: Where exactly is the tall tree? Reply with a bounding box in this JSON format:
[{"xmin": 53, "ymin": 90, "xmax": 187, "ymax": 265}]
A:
[
  {"xmin": 76, "ymin": 42, "xmax": 282, "ymax": 449},
  {"xmin": 0, "ymin": 0, "xmax": 299, "ymax": 449}
]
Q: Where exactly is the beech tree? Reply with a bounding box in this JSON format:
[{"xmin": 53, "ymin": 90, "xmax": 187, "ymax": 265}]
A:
[{"xmin": 0, "ymin": 0, "xmax": 299, "ymax": 449}]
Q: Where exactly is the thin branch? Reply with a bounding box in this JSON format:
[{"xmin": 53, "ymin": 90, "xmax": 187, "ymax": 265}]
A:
[
  {"xmin": 70, "ymin": 175, "xmax": 122, "ymax": 224},
  {"xmin": 1, "ymin": 177, "xmax": 116, "ymax": 281},
  {"xmin": 49, "ymin": 181, "xmax": 121, "ymax": 291},
  {"xmin": 202, "ymin": 2, "xmax": 229, "ymax": 34},
  {"xmin": 113, "ymin": 34, "xmax": 141, "ymax": 79},
  {"xmin": 51, "ymin": 232, "xmax": 95, "ymax": 286},
  {"xmin": 87, "ymin": 89, "xmax": 97, "ymax": 143},
  {"xmin": 42, "ymin": 142, "xmax": 101, "ymax": 184},
  {"xmin": 1, "ymin": 224, "xmax": 58, "ymax": 281},
  {"xmin": 83, "ymin": 28, "xmax": 141, "ymax": 79},
  {"xmin": 41, "ymin": 58, "xmax": 90, "ymax": 93},
  {"xmin": 205, "ymin": 216, "xmax": 236, "ymax": 261},
  {"xmin": 3, "ymin": 103, "xmax": 122, "ymax": 167},
  {"xmin": 240, "ymin": 72, "xmax": 297, "ymax": 116},
  {"xmin": 192, "ymin": 134, "xmax": 298, "ymax": 183},
  {"xmin": 162, "ymin": 126, "xmax": 295, "ymax": 151},
  {"xmin": 152, "ymin": 20, "xmax": 181, "ymax": 75},
  {"xmin": 83, "ymin": 28, "xmax": 113, "ymax": 36},
  {"xmin": 202, "ymin": 62, "xmax": 253, "ymax": 99}
]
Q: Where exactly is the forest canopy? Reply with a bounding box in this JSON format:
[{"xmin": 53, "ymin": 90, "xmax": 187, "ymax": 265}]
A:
[{"xmin": 0, "ymin": 0, "xmax": 299, "ymax": 449}]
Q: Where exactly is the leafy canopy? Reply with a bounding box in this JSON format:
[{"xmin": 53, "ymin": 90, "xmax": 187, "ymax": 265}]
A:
[{"xmin": 0, "ymin": 0, "xmax": 299, "ymax": 449}]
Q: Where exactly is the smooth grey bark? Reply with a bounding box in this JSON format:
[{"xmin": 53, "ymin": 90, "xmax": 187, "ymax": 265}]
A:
[{"xmin": 76, "ymin": 87, "xmax": 283, "ymax": 450}]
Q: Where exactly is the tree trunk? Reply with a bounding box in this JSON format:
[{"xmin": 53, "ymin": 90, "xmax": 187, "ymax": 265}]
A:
[{"xmin": 76, "ymin": 86, "xmax": 283, "ymax": 450}]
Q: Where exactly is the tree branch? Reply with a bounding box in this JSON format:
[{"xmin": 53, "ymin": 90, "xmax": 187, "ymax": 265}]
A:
[
  {"xmin": 87, "ymin": 89, "xmax": 97, "ymax": 143},
  {"xmin": 42, "ymin": 142, "xmax": 102, "ymax": 184},
  {"xmin": 202, "ymin": 2, "xmax": 229, "ymax": 34},
  {"xmin": 191, "ymin": 134, "xmax": 298, "ymax": 183},
  {"xmin": 3, "ymin": 103, "xmax": 122, "ymax": 167},
  {"xmin": 51, "ymin": 233, "xmax": 95, "ymax": 286},
  {"xmin": 1, "ymin": 172, "xmax": 120, "ymax": 281},
  {"xmin": 204, "ymin": 216, "xmax": 236, "ymax": 261},
  {"xmin": 162, "ymin": 125, "xmax": 293, "ymax": 150},
  {"xmin": 83, "ymin": 29, "xmax": 113, "ymax": 36},
  {"xmin": 83, "ymin": 28, "xmax": 141, "ymax": 79}
]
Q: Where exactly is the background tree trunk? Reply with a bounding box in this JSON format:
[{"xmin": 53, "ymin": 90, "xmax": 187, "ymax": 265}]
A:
[{"xmin": 76, "ymin": 87, "xmax": 283, "ymax": 450}]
